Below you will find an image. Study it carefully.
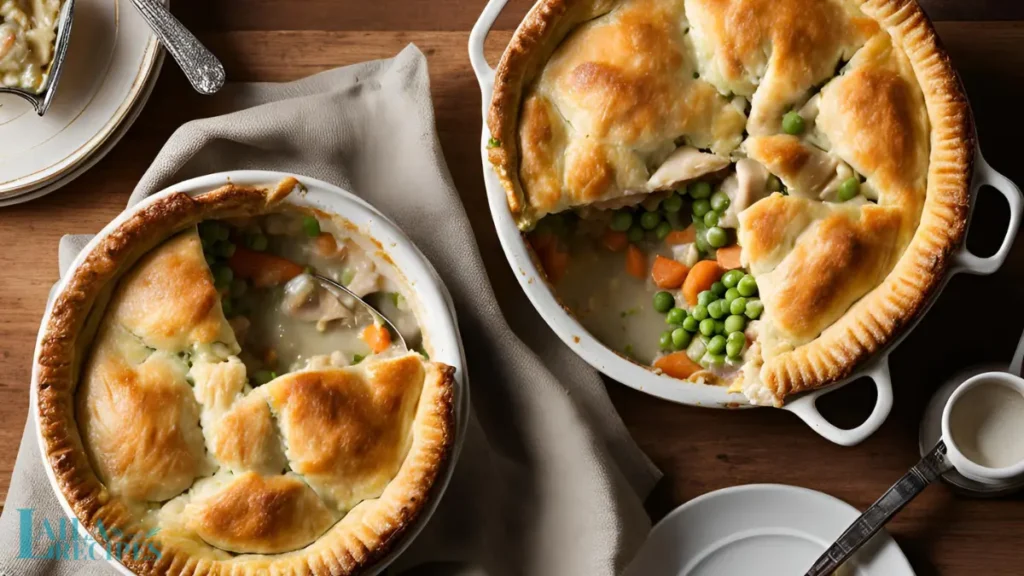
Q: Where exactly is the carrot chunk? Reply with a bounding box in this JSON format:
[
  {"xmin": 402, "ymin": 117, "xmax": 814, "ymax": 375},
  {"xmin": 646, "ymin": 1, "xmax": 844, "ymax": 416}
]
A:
[
  {"xmin": 601, "ymin": 230, "xmax": 629, "ymax": 252},
  {"xmin": 228, "ymin": 247, "xmax": 305, "ymax": 288},
  {"xmin": 314, "ymin": 232, "xmax": 338, "ymax": 256},
  {"xmin": 682, "ymin": 260, "xmax": 724, "ymax": 305},
  {"xmin": 625, "ymin": 244, "xmax": 647, "ymax": 280},
  {"xmin": 716, "ymin": 245, "xmax": 743, "ymax": 270},
  {"xmin": 361, "ymin": 324, "xmax": 392, "ymax": 354},
  {"xmin": 542, "ymin": 246, "xmax": 570, "ymax": 284},
  {"xmin": 665, "ymin": 227, "xmax": 697, "ymax": 246},
  {"xmin": 654, "ymin": 352, "xmax": 702, "ymax": 380},
  {"xmin": 651, "ymin": 255, "xmax": 689, "ymax": 289}
]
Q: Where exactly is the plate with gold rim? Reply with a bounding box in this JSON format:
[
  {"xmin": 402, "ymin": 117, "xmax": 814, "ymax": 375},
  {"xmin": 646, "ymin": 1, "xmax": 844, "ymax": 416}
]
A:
[{"xmin": 0, "ymin": 0, "xmax": 165, "ymax": 202}]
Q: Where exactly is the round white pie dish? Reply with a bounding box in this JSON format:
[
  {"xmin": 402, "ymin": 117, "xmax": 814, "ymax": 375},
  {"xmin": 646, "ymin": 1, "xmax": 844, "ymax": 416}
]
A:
[
  {"xmin": 468, "ymin": 0, "xmax": 1023, "ymax": 446},
  {"xmin": 30, "ymin": 170, "xmax": 469, "ymax": 575}
]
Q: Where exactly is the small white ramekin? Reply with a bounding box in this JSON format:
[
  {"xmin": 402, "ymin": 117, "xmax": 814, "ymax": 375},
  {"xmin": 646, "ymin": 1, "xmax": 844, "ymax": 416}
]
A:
[{"xmin": 941, "ymin": 371, "xmax": 1024, "ymax": 485}]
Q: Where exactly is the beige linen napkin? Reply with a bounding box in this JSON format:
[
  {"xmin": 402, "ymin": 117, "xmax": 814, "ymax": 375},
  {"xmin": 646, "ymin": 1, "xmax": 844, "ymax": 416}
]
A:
[{"xmin": 0, "ymin": 45, "xmax": 660, "ymax": 576}]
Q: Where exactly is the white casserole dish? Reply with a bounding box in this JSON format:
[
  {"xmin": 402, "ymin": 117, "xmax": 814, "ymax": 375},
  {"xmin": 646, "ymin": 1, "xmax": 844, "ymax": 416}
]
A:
[
  {"xmin": 468, "ymin": 0, "xmax": 1023, "ymax": 446},
  {"xmin": 30, "ymin": 170, "xmax": 468, "ymax": 575}
]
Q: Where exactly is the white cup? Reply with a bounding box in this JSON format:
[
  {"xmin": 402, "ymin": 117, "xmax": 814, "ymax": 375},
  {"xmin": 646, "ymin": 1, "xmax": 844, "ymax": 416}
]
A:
[{"xmin": 941, "ymin": 371, "xmax": 1024, "ymax": 485}]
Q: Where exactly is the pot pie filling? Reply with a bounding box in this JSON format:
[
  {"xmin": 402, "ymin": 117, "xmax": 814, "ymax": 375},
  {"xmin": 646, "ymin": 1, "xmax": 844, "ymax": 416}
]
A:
[
  {"xmin": 489, "ymin": 0, "xmax": 955, "ymax": 406},
  {"xmin": 72, "ymin": 200, "xmax": 454, "ymax": 565},
  {"xmin": 0, "ymin": 0, "xmax": 62, "ymax": 91}
]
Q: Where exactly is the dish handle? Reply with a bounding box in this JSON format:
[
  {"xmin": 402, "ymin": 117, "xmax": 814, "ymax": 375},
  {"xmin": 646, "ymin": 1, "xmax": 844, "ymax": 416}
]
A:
[
  {"xmin": 783, "ymin": 357, "xmax": 893, "ymax": 447},
  {"xmin": 469, "ymin": 0, "xmax": 509, "ymax": 90},
  {"xmin": 953, "ymin": 150, "xmax": 1023, "ymax": 275}
]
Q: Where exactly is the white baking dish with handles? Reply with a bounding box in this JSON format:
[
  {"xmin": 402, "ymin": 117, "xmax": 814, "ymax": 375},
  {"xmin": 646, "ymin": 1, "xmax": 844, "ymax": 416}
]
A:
[
  {"xmin": 31, "ymin": 170, "xmax": 468, "ymax": 576},
  {"xmin": 468, "ymin": 0, "xmax": 1023, "ymax": 446}
]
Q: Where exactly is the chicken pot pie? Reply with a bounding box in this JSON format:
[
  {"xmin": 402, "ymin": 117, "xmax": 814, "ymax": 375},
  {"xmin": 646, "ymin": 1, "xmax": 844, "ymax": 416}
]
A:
[
  {"xmin": 0, "ymin": 0, "xmax": 63, "ymax": 91},
  {"xmin": 488, "ymin": 0, "xmax": 972, "ymax": 406},
  {"xmin": 37, "ymin": 180, "xmax": 456, "ymax": 575}
]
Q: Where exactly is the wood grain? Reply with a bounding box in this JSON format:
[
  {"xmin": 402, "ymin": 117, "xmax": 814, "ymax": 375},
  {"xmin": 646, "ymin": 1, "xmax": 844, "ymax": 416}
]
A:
[{"xmin": 1, "ymin": 2, "xmax": 1023, "ymax": 574}]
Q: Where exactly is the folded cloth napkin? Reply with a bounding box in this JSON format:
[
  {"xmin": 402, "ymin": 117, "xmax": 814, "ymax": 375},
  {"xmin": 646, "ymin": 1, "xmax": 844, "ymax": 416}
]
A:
[{"xmin": 0, "ymin": 45, "xmax": 660, "ymax": 576}]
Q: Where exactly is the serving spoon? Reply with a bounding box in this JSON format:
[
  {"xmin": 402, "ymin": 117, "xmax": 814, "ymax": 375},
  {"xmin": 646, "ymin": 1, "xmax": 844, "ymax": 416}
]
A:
[
  {"xmin": 311, "ymin": 272, "xmax": 409, "ymax": 351},
  {"xmin": 128, "ymin": 0, "xmax": 224, "ymax": 94},
  {"xmin": 0, "ymin": 0, "xmax": 75, "ymax": 115}
]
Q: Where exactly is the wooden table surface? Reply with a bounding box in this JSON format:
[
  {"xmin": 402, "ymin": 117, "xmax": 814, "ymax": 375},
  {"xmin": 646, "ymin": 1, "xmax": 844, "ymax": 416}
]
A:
[{"xmin": 2, "ymin": 0, "xmax": 1024, "ymax": 573}]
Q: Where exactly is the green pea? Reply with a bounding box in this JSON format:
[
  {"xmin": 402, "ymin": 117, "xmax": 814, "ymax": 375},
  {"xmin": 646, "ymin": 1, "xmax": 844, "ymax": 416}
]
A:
[
  {"xmin": 711, "ymin": 281, "xmax": 726, "ymax": 297},
  {"xmin": 672, "ymin": 328, "xmax": 692, "ymax": 349},
  {"xmin": 782, "ymin": 110, "xmax": 805, "ymax": 135},
  {"xmin": 653, "ymin": 291, "xmax": 675, "ymax": 313},
  {"xmin": 703, "ymin": 210, "xmax": 720, "ymax": 228},
  {"xmin": 704, "ymin": 352, "xmax": 726, "ymax": 367},
  {"xmin": 706, "ymin": 226, "xmax": 728, "ymax": 248},
  {"xmin": 627, "ymin": 225, "xmax": 644, "ymax": 243},
  {"xmin": 352, "ymin": 354, "xmax": 365, "ymax": 365},
  {"xmin": 708, "ymin": 300, "xmax": 727, "ymax": 319},
  {"xmin": 691, "ymin": 304, "xmax": 709, "ymax": 321},
  {"xmin": 730, "ymin": 296, "xmax": 748, "ymax": 315},
  {"xmin": 767, "ymin": 174, "xmax": 783, "ymax": 192},
  {"xmin": 699, "ymin": 318, "xmax": 716, "ymax": 336},
  {"xmin": 694, "ymin": 227, "xmax": 711, "ymax": 254},
  {"xmin": 690, "ymin": 181, "xmax": 712, "ymax": 199},
  {"xmin": 247, "ymin": 233, "xmax": 268, "ymax": 251},
  {"xmin": 737, "ymin": 274, "xmax": 758, "ymax": 297},
  {"xmin": 213, "ymin": 264, "xmax": 233, "ymax": 287},
  {"xmin": 682, "ymin": 316, "xmax": 699, "ymax": 332},
  {"xmin": 698, "ymin": 290, "xmax": 716, "ymax": 307},
  {"xmin": 722, "ymin": 269, "xmax": 744, "ymax": 288},
  {"xmin": 724, "ymin": 314, "xmax": 747, "ymax": 334},
  {"xmin": 838, "ymin": 177, "xmax": 860, "ymax": 201},
  {"xmin": 745, "ymin": 298, "xmax": 764, "ymax": 319},
  {"xmin": 213, "ymin": 240, "xmax": 235, "ymax": 259},
  {"xmin": 715, "ymin": 320, "xmax": 726, "ymax": 335},
  {"xmin": 659, "ymin": 331, "xmax": 673, "ymax": 350},
  {"xmin": 655, "ymin": 221, "xmax": 673, "ymax": 240},
  {"xmin": 302, "ymin": 216, "xmax": 321, "ymax": 237},
  {"xmin": 666, "ymin": 307, "xmax": 687, "ymax": 325},
  {"xmin": 692, "ymin": 199, "xmax": 711, "ymax": 218},
  {"xmin": 707, "ymin": 335, "xmax": 727, "ymax": 355},
  {"xmin": 341, "ymin": 268, "xmax": 356, "ymax": 286},
  {"xmin": 662, "ymin": 194, "xmax": 683, "ymax": 213},
  {"xmin": 641, "ymin": 211, "xmax": 662, "ymax": 230},
  {"xmin": 727, "ymin": 331, "xmax": 746, "ymax": 345},
  {"xmin": 610, "ymin": 211, "xmax": 633, "ymax": 232},
  {"xmin": 253, "ymin": 369, "xmax": 275, "ymax": 385},
  {"xmin": 726, "ymin": 339, "xmax": 745, "ymax": 358},
  {"xmin": 723, "ymin": 287, "xmax": 740, "ymax": 304},
  {"xmin": 710, "ymin": 190, "xmax": 731, "ymax": 212}
]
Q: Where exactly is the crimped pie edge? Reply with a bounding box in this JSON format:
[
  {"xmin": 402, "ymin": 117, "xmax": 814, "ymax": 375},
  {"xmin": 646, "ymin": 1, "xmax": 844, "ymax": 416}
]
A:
[{"xmin": 485, "ymin": 0, "xmax": 974, "ymax": 405}]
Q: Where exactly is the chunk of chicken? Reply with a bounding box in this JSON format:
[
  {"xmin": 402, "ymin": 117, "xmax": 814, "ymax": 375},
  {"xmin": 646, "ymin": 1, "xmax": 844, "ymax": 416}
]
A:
[
  {"xmin": 647, "ymin": 146, "xmax": 730, "ymax": 190},
  {"xmin": 281, "ymin": 273, "xmax": 354, "ymax": 330},
  {"xmin": 720, "ymin": 158, "xmax": 769, "ymax": 228}
]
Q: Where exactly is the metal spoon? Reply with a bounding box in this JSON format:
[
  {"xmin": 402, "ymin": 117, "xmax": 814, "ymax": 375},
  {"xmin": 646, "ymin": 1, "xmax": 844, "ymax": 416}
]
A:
[
  {"xmin": 311, "ymin": 272, "xmax": 409, "ymax": 351},
  {"xmin": 804, "ymin": 441, "xmax": 954, "ymax": 575},
  {"xmin": 0, "ymin": 0, "xmax": 75, "ymax": 115},
  {"xmin": 128, "ymin": 0, "xmax": 224, "ymax": 94}
]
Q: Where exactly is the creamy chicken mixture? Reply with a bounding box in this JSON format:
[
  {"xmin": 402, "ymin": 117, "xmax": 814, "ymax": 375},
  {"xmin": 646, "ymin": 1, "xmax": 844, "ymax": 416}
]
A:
[
  {"xmin": 199, "ymin": 210, "xmax": 423, "ymax": 387},
  {"xmin": 0, "ymin": 0, "xmax": 61, "ymax": 91}
]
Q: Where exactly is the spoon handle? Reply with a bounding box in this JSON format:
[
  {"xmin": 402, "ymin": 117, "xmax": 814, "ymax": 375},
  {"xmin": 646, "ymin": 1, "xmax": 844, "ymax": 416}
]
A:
[
  {"xmin": 804, "ymin": 441, "xmax": 954, "ymax": 576},
  {"xmin": 128, "ymin": 0, "xmax": 225, "ymax": 94}
]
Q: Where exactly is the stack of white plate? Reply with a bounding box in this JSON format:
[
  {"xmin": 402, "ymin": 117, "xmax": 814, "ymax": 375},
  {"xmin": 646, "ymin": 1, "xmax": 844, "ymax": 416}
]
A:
[{"xmin": 0, "ymin": 0, "xmax": 166, "ymax": 206}]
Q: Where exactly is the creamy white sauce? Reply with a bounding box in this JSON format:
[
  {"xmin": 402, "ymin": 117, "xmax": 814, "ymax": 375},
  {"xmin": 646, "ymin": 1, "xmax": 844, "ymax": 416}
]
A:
[
  {"xmin": 0, "ymin": 0, "xmax": 61, "ymax": 91},
  {"xmin": 949, "ymin": 380, "xmax": 1024, "ymax": 469},
  {"xmin": 554, "ymin": 235, "xmax": 679, "ymax": 365}
]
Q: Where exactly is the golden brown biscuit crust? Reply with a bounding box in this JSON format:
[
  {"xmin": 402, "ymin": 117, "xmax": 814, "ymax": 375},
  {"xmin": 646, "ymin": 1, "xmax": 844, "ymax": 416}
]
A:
[{"xmin": 35, "ymin": 181, "xmax": 458, "ymax": 574}]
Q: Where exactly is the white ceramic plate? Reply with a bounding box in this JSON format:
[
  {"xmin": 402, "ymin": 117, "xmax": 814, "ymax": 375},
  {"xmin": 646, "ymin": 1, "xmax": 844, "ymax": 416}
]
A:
[
  {"xmin": 32, "ymin": 171, "xmax": 468, "ymax": 575},
  {"xmin": 625, "ymin": 484, "xmax": 915, "ymax": 576},
  {"xmin": 0, "ymin": 0, "xmax": 164, "ymax": 201}
]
